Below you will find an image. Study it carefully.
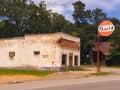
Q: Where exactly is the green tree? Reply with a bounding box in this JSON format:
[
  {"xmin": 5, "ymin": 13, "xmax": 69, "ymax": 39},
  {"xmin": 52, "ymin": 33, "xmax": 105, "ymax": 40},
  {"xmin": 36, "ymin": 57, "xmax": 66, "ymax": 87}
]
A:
[
  {"xmin": 0, "ymin": 0, "xmax": 74, "ymax": 36},
  {"xmin": 72, "ymin": 1, "xmax": 109, "ymax": 64},
  {"xmin": 91, "ymin": 8, "xmax": 107, "ymax": 25},
  {"xmin": 24, "ymin": 1, "xmax": 51, "ymax": 34},
  {"xmin": 109, "ymin": 28, "xmax": 120, "ymax": 65},
  {"xmin": 108, "ymin": 18, "xmax": 120, "ymax": 65},
  {"xmin": 109, "ymin": 17, "xmax": 120, "ymax": 27},
  {"xmin": 72, "ymin": 1, "xmax": 91, "ymax": 27},
  {"xmin": 0, "ymin": 0, "xmax": 32, "ymax": 35},
  {"xmin": 50, "ymin": 12, "xmax": 74, "ymax": 33},
  {"xmin": 0, "ymin": 20, "xmax": 18, "ymax": 38}
]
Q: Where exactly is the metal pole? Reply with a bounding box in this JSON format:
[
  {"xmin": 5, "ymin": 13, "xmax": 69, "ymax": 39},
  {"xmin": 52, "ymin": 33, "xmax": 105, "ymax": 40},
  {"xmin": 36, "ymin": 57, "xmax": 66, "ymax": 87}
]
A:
[{"xmin": 96, "ymin": 33, "xmax": 101, "ymax": 75}]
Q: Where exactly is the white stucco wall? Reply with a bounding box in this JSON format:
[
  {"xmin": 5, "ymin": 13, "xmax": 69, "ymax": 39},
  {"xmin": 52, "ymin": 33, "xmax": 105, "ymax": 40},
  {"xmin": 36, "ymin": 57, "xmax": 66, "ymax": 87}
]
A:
[{"xmin": 0, "ymin": 33, "xmax": 80, "ymax": 70}]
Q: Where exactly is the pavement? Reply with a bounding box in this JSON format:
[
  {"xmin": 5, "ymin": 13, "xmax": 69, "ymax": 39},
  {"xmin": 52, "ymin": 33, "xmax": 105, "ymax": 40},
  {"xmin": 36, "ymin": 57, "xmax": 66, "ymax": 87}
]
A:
[{"xmin": 0, "ymin": 74, "xmax": 120, "ymax": 90}]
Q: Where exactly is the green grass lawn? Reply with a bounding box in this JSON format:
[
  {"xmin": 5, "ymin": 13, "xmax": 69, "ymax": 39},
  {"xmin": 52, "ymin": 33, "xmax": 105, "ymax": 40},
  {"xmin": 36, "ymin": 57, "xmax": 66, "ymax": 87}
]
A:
[
  {"xmin": 80, "ymin": 68, "xmax": 90, "ymax": 71},
  {"xmin": 0, "ymin": 69, "xmax": 55, "ymax": 76},
  {"xmin": 81, "ymin": 64, "xmax": 120, "ymax": 68},
  {"xmin": 99, "ymin": 72, "xmax": 112, "ymax": 75}
]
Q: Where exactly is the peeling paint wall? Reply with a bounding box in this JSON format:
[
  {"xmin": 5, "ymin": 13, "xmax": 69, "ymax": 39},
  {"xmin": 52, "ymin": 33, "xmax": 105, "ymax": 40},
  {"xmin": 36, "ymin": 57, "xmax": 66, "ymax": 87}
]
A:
[{"xmin": 0, "ymin": 33, "xmax": 80, "ymax": 70}]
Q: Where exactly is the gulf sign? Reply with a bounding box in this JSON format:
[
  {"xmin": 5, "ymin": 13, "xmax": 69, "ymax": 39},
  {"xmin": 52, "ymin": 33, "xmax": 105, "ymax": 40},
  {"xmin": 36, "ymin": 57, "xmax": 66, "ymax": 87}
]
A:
[{"xmin": 98, "ymin": 20, "xmax": 115, "ymax": 36}]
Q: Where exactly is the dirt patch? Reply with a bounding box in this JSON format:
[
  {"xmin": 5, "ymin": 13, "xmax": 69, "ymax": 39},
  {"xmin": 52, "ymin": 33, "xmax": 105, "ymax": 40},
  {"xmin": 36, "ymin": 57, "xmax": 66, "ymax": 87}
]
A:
[
  {"xmin": 0, "ymin": 75, "xmax": 41, "ymax": 84},
  {"xmin": 0, "ymin": 71, "xmax": 96, "ymax": 84},
  {"xmin": 46, "ymin": 71, "xmax": 96, "ymax": 79}
]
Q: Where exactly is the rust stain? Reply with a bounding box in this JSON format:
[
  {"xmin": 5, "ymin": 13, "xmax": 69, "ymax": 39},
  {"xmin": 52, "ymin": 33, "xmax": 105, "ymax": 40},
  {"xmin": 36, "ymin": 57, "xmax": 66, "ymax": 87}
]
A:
[{"xmin": 57, "ymin": 38, "xmax": 80, "ymax": 50}]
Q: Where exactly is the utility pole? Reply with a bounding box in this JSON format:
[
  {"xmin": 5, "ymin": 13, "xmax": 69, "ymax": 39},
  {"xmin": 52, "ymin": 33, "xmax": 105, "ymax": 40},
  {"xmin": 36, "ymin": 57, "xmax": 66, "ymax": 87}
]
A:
[{"xmin": 96, "ymin": 33, "xmax": 100, "ymax": 75}]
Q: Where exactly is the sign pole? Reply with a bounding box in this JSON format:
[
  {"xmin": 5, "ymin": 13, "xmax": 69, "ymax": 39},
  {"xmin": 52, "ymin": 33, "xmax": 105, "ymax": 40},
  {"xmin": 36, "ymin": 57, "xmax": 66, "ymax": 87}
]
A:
[
  {"xmin": 97, "ymin": 20, "xmax": 115, "ymax": 75},
  {"xmin": 96, "ymin": 33, "xmax": 100, "ymax": 75}
]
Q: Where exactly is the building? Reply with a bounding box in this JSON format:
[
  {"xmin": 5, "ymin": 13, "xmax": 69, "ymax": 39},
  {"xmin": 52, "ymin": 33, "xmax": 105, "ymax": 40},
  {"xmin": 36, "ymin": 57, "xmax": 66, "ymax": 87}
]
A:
[
  {"xmin": 89, "ymin": 42, "xmax": 111, "ymax": 64},
  {"xmin": 0, "ymin": 32, "xmax": 80, "ymax": 71}
]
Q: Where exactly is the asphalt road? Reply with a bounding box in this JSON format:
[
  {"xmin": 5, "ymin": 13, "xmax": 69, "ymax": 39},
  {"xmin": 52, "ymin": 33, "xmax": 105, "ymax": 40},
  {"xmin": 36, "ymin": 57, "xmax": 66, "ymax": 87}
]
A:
[
  {"xmin": 29, "ymin": 79, "xmax": 120, "ymax": 90},
  {"xmin": 0, "ymin": 75, "xmax": 120, "ymax": 90}
]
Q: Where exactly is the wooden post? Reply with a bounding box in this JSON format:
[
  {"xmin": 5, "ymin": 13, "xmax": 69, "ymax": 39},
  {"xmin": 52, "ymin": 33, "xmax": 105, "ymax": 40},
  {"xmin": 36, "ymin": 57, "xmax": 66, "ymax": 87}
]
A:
[{"xmin": 96, "ymin": 33, "xmax": 101, "ymax": 75}]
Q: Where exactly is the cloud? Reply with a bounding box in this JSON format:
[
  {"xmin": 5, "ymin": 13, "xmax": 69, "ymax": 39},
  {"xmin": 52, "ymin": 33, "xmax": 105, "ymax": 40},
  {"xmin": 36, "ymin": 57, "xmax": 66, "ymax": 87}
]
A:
[
  {"xmin": 32, "ymin": 0, "xmax": 75, "ymax": 13},
  {"xmin": 81, "ymin": 0, "xmax": 120, "ymax": 11},
  {"xmin": 48, "ymin": 5, "xmax": 64, "ymax": 14},
  {"xmin": 32, "ymin": 0, "xmax": 120, "ymax": 21}
]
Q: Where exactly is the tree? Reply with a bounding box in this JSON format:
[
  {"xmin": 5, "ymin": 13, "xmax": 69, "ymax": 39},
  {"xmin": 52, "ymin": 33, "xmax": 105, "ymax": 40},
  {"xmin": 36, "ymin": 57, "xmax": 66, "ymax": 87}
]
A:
[
  {"xmin": 24, "ymin": 1, "xmax": 51, "ymax": 34},
  {"xmin": 109, "ymin": 17, "xmax": 120, "ymax": 27},
  {"xmin": 72, "ymin": 1, "xmax": 109, "ymax": 64},
  {"xmin": 109, "ymin": 30, "xmax": 120, "ymax": 65},
  {"xmin": 108, "ymin": 18, "xmax": 120, "ymax": 65},
  {"xmin": 72, "ymin": 1, "xmax": 91, "ymax": 27},
  {"xmin": 50, "ymin": 12, "xmax": 73, "ymax": 33},
  {"xmin": 0, "ymin": 20, "xmax": 18, "ymax": 38},
  {"xmin": 91, "ymin": 8, "xmax": 107, "ymax": 25},
  {"xmin": 0, "ymin": 0, "xmax": 32, "ymax": 35},
  {"xmin": 0, "ymin": 0, "xmax": 74, "ymax": 36}
]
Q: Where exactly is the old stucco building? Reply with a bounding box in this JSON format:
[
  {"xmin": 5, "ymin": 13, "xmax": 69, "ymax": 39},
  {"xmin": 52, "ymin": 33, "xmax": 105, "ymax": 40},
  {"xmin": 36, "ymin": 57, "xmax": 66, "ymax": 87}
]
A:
[{"xmin": 0, "ymin": 32, "xmax": 80, "ymax": 70}]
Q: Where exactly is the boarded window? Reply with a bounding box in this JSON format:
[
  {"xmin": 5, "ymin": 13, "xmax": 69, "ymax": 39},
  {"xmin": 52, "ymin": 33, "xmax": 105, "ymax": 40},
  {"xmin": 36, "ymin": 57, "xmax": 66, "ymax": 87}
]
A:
[
  {"xmin": 74, "ymin": 55, "xmax": 78, "ymax": 66},
  {"xmin": 62, "ymin": 54, "xmax": 67, "ymax": 66},
  {"xmin": 9, "ymin": 52, "xmax": 15, "ymax": 59},
  {"xmin": 34, "ymin": 51, "xmax": 40, "ymax": 55}
]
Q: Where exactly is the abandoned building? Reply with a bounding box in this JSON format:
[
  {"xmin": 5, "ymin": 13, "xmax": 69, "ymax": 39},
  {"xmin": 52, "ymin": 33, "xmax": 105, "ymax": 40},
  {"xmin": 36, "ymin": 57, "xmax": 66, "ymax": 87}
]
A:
[
  {"xmin": 89, "ymin": 42, "xmax": 111, "ymax": 64},
  {"xmin": 0, "ymin": 32, "xmax": 80, "ymax": 71}
]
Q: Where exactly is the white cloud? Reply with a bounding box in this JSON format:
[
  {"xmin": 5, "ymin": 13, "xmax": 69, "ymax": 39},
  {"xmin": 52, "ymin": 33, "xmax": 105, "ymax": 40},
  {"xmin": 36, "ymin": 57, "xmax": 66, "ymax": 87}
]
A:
[
  {"xmin": 81, "ymin": 0, "xmax": 120, "ymax": 10},
  {"xmin": 32, "ymin": 0, "xmax": 120, "ymax": 22},
  {"xmin": 48, "ymin": 5, "xmax": 64, "ymax": 14}
]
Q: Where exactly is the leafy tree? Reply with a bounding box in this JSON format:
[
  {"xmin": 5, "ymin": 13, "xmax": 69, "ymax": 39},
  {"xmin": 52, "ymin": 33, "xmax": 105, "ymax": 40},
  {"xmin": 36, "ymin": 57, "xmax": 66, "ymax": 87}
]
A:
[
  {"xmin": 109, "ymin": 29, "xmax": 120, "ymax": 65},
  {"xmin": 109, "ymin": 17, "xmax": 120, "ymax": 27},
  {"xmin": 72, "ymin": 1, "xmax": 109, "ymax": 64},
  {"xmin": 108, "ymin": 18, "xmax": 120, "ymax": 65},
  {"xmin": 50, "ymin": 12, "xmax": 74, "ymax": 33},
  {"xmin": 91, "ymin": 8, "xmax": 107, "ymax": 25},
  {"xmin": 0, "ymin": 20, "xmax": 18, "ymax": 38},
  {"xmin": 72, "ymin": 1, "xmax": 91, "ymax": 27},
  {"xmin": 24, "ymin": 1, "xmax": 51, "ymax": 34},
  {"xmin": 0, "ymin": 0, "xmax": 31, "ymax": 35}
]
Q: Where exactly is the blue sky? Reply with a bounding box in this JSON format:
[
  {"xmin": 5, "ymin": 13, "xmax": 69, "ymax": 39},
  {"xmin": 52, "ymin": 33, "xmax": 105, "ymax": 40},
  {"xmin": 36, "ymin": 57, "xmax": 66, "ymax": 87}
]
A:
[{"xmin": 33, "ymin": 0, "xmax": 120, "ymax": 22}]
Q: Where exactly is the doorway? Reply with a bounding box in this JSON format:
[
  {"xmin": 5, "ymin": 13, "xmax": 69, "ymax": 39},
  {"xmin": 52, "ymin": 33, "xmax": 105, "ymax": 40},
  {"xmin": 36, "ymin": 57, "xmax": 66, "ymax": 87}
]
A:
[{"xmin": 69, "ymin": 53, "xmax": 73, "ymax": 70}]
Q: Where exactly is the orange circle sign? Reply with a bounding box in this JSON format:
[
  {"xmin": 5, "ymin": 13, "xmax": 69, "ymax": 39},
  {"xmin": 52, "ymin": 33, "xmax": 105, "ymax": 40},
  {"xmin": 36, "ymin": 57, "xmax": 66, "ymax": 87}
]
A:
[{"xmin": 98, "ymin": 20, "xmax": 115, "ymax": 36}]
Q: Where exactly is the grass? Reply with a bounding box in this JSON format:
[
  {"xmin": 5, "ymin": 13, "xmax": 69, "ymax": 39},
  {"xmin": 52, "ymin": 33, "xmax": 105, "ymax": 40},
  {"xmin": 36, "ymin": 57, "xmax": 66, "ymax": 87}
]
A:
[
  {"xmin": 92, "ymin": 72, "xmax": 112, "ymax": 76},
  {"xmin": 0, "ymin": 69, "xmax": 55, "ymax": 76},
  {"xmin": 82, "ymin": 64, "xmax": 120, "ymax": 68},
  {"xmin": 107, "ymin": 65, "xmax": 120, "ymax": 68},
  {"xmin": 80, "ymin": 68, "xmax": 90, "ymax": 71},
  {"xmin": 99, "ymin": 72, "xmax": 111, "ymax": 75}
]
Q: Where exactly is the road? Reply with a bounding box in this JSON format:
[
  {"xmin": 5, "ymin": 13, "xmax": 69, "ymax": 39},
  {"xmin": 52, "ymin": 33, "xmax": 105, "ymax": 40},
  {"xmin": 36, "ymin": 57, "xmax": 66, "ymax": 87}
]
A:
[
  {"xmin": 0, "ymin": 75, "xmax": 120, "ymax": 90},
  {"xmin": 29, "ymin": 79, "xmax": 120, "ymax": 90}
]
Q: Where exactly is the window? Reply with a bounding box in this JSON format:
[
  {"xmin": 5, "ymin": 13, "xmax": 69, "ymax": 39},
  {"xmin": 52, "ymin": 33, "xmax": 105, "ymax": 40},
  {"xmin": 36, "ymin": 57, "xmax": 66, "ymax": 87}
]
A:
[
  {"xmin": 62, "ymin": 54, "xmax": 67, "ymax": 66},
  {"xmin": 74, "ymin": 55, "xmax": 78, "ymax": 66},
  {"xmin": 34, "ymin": 51, "xmax": 40, "ymax": 55},
  {"xmin": 9, "ymin": 51, "xmax": 15, "ymax": 59}
]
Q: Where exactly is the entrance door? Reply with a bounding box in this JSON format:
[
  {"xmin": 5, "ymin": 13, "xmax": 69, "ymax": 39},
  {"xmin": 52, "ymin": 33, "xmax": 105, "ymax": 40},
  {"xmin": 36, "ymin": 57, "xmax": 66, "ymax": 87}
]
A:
[{"xmin": 69, "ymin": 53, "xmax": 73, "ymax": 70}]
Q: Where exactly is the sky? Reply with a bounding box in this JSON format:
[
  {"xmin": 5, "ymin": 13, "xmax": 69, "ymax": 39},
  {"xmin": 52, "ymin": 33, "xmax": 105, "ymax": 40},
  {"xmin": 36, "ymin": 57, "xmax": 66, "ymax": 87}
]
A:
[{"xmin": 32, "ymin": 0, "xmax": 120, "ymax": 22}]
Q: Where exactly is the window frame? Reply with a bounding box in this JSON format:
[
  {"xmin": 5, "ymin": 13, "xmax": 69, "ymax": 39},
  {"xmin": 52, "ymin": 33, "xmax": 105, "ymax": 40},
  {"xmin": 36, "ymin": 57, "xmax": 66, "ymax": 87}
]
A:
[
  {"xmin": 9, "ymin": 51, "xmax": 15, "ymax": 59},
  {"xmin": 34, "ymin": 51, "xmax": 40, "ymax": 55},
  {"xmin": 62, "ymin": 54, "xmax": 67, "ymax": 66}
]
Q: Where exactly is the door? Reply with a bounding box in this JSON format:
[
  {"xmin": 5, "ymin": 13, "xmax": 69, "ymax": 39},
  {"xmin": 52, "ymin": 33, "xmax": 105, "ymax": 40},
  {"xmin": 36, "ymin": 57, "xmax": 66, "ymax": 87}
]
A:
[{"xmin": 69, "ymin": 53, "xmax": 73, "ymax": 70}]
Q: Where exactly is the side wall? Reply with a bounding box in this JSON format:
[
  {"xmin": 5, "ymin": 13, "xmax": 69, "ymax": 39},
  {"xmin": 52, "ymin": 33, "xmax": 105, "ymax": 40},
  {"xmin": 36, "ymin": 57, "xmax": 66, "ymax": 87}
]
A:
[
  {"xmin": 0, "ymin": 33, "xmax": 80, "ymax": 70},
  {"xmin": 0, "ymin": 36, "xmax": 57, "ymax": 70}
]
